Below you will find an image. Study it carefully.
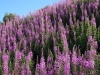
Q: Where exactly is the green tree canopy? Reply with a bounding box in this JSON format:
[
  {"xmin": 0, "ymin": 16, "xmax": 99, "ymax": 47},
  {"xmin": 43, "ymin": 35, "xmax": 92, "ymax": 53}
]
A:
[{"xmin": 3, "ymin": 13, "xmax": 16, "ymax": 23}]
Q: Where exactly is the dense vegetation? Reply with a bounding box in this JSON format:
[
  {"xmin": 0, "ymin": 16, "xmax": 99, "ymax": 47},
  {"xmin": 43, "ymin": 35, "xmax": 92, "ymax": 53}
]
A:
[{"xmin": 0, "ymin": 0, "xmax": 100, "ymax": 75}]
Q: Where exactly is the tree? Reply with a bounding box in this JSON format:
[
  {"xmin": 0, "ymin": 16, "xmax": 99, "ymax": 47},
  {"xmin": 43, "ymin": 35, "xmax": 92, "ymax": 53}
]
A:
[{"xmin": 3, "ymin": 13, "xmax": 16, "ymax": 23}]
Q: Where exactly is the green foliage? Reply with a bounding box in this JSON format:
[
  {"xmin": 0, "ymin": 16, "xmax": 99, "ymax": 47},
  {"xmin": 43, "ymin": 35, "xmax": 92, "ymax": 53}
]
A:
[
  {"xmin": 67, "ymin": 22, "xmax": 90, "ymax": 54},
  {"xmin": 94, "ymin": 56, "xmax": 100, "ymax": 74},
  {"xmin": 76, "ymin": 22, "xmax": 88, "ymax": 54},
  {"xmin": 8, "ymin": 51, "xmax": 15, "ymax": 73},
  {"xmin": 3, "ymin": 13, "xmax": 16, "ymax": 23},
  {"xmin": 67, "ymin": 25, "xmax": 75, "ymax": 51},
  {"xmin": 43, "ymin": 34, "xmax": 54, "ymax": 62},
  {"xmin": 29, "ymin": 60, "xmax": 34, "ymax": 74},
  {"xmin": 96, "ymin": 27, "xmax": 100, "ymax": 42},
  {"xmin": 56, "ymin": 37, "xmax": 64, "ymax": 53}
]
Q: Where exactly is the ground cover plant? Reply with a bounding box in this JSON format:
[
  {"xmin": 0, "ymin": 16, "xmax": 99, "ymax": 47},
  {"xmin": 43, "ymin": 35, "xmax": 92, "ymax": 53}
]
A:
[{"xmin": 0, "ymin": 0, "xmax": 100, "ymax": 75}]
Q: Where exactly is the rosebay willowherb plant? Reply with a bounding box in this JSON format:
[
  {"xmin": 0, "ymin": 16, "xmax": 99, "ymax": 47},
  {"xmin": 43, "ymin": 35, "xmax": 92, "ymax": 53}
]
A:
[{"xmin": 0, "ymin": 0, "xmax": 100, "ymax": 75}]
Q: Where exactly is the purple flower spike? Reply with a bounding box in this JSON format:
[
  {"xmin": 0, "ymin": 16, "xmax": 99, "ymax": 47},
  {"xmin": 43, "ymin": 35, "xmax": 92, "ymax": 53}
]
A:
[
  {"xmin": 88, "ymin": 36, "xmax": 93, "ymax": 44},
  {"xmin": 69, "ymin": 17, "xmax": 73, "ymax": 25},
  {"xmin": 93, "ymin": 41, "xmax": 98, "ymax": 49}
]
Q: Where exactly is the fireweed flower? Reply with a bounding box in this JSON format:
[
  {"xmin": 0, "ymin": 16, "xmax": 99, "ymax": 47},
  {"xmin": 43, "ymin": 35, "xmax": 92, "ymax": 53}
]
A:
[
  {"xmin": 88, "ymin": 36, "xmax": 93, "ymax": 44},
  {"xmin": 80, "ymin": 3, "xmax": 84, "ymax": 9},
  {"xmin": 35, "ymin": 34, "xmax": 39, "ymax": 40},
  {"xmin": 87, "ymin": 2, "xmax": 91, "ymax": 10},
  {"xmin": 15, "ymin": 50, "xmax": 22, "ymax": 60},
  {"xmin": 54, "ymin": 46, "xmax": 57, "ymax": 52},
  {"xmin": 80, "ymin": 73, "xmax": 84, "ymax": 75},
  {"xmin": 69, "ymin": 17, "xmax": 73, "ymax": 25},
  {"xmin": 9, "ymin": 46, "xmax": 13, "ymax": 51},
  {"xmin": 82, "ymin": 59, "xmax": 89, "ymax": 68},
  {"xmin": 13, "ymin": 43, "xmax": 17, "ymax": 50},
  {"xmin": 27, "ymin": 70, "xmax": 31, "ymax": 75},
  {"xmin": 40, "ymin": 27, "xmax": 45, "ymax": 33},
  {"xmin": 41, "ymin": 41, "xmax": 44, "ymax": 46},
  {"xmin": 3, "ymin": 66, "xmax": 8, "ymax": 74},
  {"xmin": 77, "ymin": 56, "xmax": 82, "ymax": 65},
  {"xmin": 2, "ymin": 54, "xmax": 9, "ymax": 75},
  {"xmin": 39, "ymin": 54, "xmax": 47, "ymax": 75},
  {"xmin": 26, "ymin": 51, "xmax": 33, "ymax": 62},
  {"xmin": 85, "ymin": 16, "xmax": 89, "ymax": 22},
  {"xmin": 96, "ymin": 0, "xmax": 99, "ymax": 3},
  {"xmin": 72, "ymin": 56, "xmax": 77, "ymax": 65},
  {"xmin": 31, "ymin": 31, "xmax": 35, "ymax": 36},
  {"xmin": 92, "ymin": 41, "xmax": 98, "ymax": 49},
  {"xmin": 81, "ymin": 15, "xmax": 84, "ymax": 21},
  {"xmin": 73, "ymin": 72, "xmax": 78, "ymax": 75},
  {"xmin": 21, "ymin": 70, "xmax": 26, "ymax": 75},
  {"xmin": 58, "ymin": 17, "xmax": 62, "ymax": 23},
  {"xmin": 2, "ymin": 54, "xmax": 9, "ymax": 65},
  {"xmin": 91, "ymin": 49, "xmax": 96, "ymax": 56},
  {"xmin": 47, "ymin": 56, "xmax": 53, "ymax": 75},
  {"xmin": 89, "ymin": 60, "xmax": 94, "ymax": 69},
  {"xmin": 64, "ymin": 62, "xmax": 70, "ymax": 75},
  {"xmin": 70, "ymin": 4, "xmax": 75, "ymax": 9},
  {"xmin": 72, "ymin": 50, "xmax": 78, "ymax": 65},
  {"xmin": 35, "ymin": 63, "xmax": 40, "ymax": 75},
  {"xmin": 47, "ymin": 56, "xmax": 52, "ymax": 63},
  {"xmin": 57, "ymin": 54, "xmax": 63, "ymax": 62},
  {"xmin": 26, "ymin": 63, "xmax": 31, "ymax": 74},
  {"xmin": 66, "ymin": 0, "xmax": 72, "ymax": 6},
  {"xmin": 47, "ymin": 70, "xmax": 53, "ymax": 75},
  {"xmin": 90, "ymin": 19, "xmax": 96, "ymax": 26},
  {"xmin": 29, "ymin": 36, "xmax": 33, "ymax": 42},
  {"xmin": 54, "ymin": 60, "xmax": 61, "ymax": 74},
  {"xmin": 66, "ymin": 29, "xmax": 69, "ymax": 36},
  {"xmin": 63, "ymin": 54, "xmax": 70, "ymax": 75},
  {"xmin": 94, "ymin": 1, "xmax": 98, "ymax": 8},
  {"xmin": 94, "ymin": 5, "xmax": 98, "ymax": 9},
  {"xmin": 61, "ymin": 10, "xmax": 64, "ymax": 15},
  {"xmin": 2, "ymin": 53, "xmax": 9, "ymax": 61},
  {"xmin": 84, "ymin": 9, "xmax": 87, "ymax": 16},
  {"xmin": 40, "ymin": 58, "xmax": 45, "ymax": 69}
]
